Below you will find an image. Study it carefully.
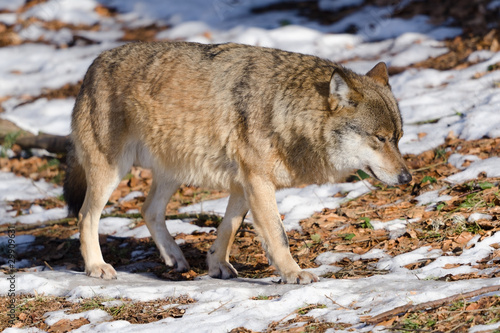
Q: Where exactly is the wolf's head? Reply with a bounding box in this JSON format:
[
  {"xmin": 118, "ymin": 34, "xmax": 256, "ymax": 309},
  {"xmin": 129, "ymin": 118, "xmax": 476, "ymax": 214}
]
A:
[{"xmin": 325, "ymin": 62, "xmax": 412, "ymax": 186}]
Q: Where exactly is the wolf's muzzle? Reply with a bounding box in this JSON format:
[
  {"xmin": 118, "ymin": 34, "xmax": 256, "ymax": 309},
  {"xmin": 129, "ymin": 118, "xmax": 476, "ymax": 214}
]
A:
[{"xmin": 398, "ymin": 170, "xmax": 412, "ymax": 184}]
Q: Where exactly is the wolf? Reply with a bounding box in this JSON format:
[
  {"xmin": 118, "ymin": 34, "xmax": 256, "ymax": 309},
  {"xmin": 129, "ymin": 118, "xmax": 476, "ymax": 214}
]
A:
[{"xmin": 63, "ymin": 41, "xmax": 412, "ymax": 284}]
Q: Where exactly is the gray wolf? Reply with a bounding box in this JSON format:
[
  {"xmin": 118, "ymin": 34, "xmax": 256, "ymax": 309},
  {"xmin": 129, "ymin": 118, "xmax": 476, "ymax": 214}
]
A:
[{"xmin": 63, "ymin": 41, "xmax": 411, "ymax": 284}]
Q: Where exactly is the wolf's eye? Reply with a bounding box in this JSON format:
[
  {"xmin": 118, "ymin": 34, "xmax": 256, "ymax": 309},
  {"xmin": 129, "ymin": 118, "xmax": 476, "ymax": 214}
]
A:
[{"xmin": 376, "ymin": 135, "xmax": 386, "ymax": 143}]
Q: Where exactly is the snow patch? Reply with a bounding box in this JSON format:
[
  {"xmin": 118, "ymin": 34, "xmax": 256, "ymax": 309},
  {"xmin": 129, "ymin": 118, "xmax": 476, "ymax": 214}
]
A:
[{"xmin": 446, "ymin": 157, "xmax": 500, "ymax": 184}]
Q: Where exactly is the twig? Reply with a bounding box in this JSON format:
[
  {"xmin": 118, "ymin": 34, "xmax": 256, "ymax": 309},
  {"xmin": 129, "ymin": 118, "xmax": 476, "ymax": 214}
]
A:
[
  {"xmin": 207, "ymin": 300, "xmax": 231, "ymax": 315},
  {"xmin": 456, "ymin": 189, "xmax": 481, "ymax": 199},
  {"xmin": 44, "ymin": 261, "xmax": 54, "ymax": 270},
  {"xmin": 412, "ymin": 161, "xmax": 448, "ymax": 173},
  {"xmin": 445, "ymin": 322, "xmax": 467, "ymax": 333},
  {"xmin": 0, "ymin": 217, "xmax": 75, "ymax": 233},
  {"xmin": 325, "ymin": 294, "xmax": 352, "ymax": 310},
  {"xmin": 272, "ymin": 308, "xmax": 298, "ymax": 327},
  {"xmin": 386, "ymin": 327, "xmax": 432, "ymax": 332},
  {"xmin": 361, "ymin": 285, "xmax": 500, "ymax": 325}
]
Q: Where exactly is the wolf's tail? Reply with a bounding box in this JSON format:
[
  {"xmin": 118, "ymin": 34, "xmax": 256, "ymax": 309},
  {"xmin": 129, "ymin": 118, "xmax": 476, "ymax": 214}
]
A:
[{"xmin": 63, "ymin": 140, "xmax": 87, "ymax": 217}]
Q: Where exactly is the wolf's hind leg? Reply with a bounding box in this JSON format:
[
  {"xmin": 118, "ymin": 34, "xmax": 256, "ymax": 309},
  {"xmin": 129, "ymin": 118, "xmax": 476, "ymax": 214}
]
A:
[
  {"xmin": 79, "ymin": 163, "xmax": 122, "ymax": 279},
  {"xmin": 208, "ymin": 190, "xmax": 248, "ymax": 279},
  {"xmin": 141, "ymin": 173, "xmax": 189, "ymax": 272}
]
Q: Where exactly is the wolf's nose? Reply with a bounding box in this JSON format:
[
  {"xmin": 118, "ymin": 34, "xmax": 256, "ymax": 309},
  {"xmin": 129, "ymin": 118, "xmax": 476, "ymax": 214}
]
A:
[{"xmin": 398, "ymin": 170, "xmax": 412, "ymax": 184}]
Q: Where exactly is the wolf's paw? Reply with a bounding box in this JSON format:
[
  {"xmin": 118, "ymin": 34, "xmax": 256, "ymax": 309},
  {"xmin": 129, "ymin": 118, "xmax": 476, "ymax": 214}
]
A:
[
  {"xmin": 208, "ymin": 261, "xmax": 238, "ymax": 279},
  {"xmin": 173, "ymin": 258, "xmax": 190, "ymax": 273},
  {"xmin": 207, "ymin": 248, "xmax": 238, "ymax": 279},
  {"xmin": 207, "ymin": 256, "xmax": 238, "ymax": 279},
  {"xmin": 161, "ymin": 248, "xmax": 190, "ymax": 273},
  {"xmin": 86, "ymin": 263, "xmax": 117, "ymax": 279},
  {"xmin": 164, "ymin": 255, "xmax": 190, "ymax": 273},
  {"xmin": 280, "ymin": 270, "xmax": 319, "ymax": 284}
]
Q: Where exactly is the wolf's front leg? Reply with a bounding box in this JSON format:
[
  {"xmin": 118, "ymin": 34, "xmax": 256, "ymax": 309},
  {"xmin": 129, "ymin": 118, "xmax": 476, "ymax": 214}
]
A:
[
  {"xmin": 207, "ymin": 190, "xmax": 248, "ymax": 279},
  {"xmin": 244, "ymin": 174, "xmax": 319, "ymax": 284}
]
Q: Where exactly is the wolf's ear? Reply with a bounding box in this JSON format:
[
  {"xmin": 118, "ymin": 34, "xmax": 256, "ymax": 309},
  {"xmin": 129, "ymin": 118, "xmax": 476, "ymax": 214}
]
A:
[
  {"xmin": 329, "ymin": 69, "xmax": 361, "ymax": 110},
  {"xmin": 366, "ymin": 62, "xmax": 389, "ymax": 86}
]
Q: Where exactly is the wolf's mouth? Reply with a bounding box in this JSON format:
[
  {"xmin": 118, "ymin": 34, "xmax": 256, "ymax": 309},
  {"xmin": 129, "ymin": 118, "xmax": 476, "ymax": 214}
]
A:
[{"xmin": 366, "ymin": 166, "xmax": 379, "ymax": 181}]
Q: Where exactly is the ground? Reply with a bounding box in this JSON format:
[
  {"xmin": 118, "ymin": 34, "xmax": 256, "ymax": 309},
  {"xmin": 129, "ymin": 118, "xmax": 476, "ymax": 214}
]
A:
[{"xmin": 1, "ymin": 135, "xmax": 499, "ymax": 332}]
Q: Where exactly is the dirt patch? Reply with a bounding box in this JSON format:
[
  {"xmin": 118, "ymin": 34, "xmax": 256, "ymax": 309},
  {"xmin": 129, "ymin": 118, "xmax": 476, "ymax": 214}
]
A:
[
  {"xmin": 0, "ymin": 294, "xmax": 195, "ymax": 331},
  {"xmin": 387, "ymin": 295, "xmax": 500, "ymax": 332}
]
